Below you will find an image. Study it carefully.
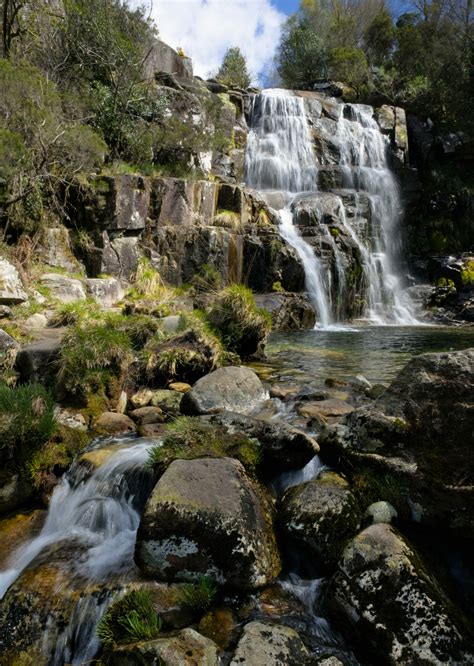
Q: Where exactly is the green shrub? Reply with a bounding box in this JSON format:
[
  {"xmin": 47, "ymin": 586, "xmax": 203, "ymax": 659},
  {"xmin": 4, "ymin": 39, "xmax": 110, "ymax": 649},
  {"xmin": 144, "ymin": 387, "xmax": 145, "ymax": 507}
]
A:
[
  {"xmin": 0, "ymin": 383, "xmax": 56, "ymax": 466},
  {"xmin": 207, "ymin": 285, "xmax": 271, "ymax": 359},
  {"xmin": 147, "ymin": 416, "xmax": 261, "ymax": 473},
  {"xmin": 97, "ymin": 589, "xmax": 162, "ymax": 649},
  {"xmin": 117, "ymin": 314, "xmax": 164, "ymax": 350},
  {"xmin": 180, "ymin": 577, "xmax": 218, "ymax": 613},
  {"xmin": 56, "ymin": 321, "xmax": 133, "ymax": 404}
]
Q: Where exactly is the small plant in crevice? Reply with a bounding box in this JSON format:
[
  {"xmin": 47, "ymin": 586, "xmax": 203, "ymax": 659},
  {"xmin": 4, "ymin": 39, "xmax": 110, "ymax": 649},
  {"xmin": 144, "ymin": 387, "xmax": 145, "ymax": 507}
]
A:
[
  {"xmin": 180, "ymin": 577, "xmax": 218, "ymax": 613},
  {"xmin": 96, "ymin": 589, "xmax": 163, "ymax": 649}
]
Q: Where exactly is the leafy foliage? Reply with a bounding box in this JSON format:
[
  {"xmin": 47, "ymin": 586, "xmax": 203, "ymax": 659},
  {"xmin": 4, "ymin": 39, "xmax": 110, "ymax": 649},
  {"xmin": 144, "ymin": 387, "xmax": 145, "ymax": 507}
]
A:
[
  {"xmin": 0, "ymin": 383, "xmax": 57, "ymax": 465},
  {"xmin": 216, "ymin": 46, "xmax": 251, "ymax": 89},
  {"xmin": 97, "ymin": 589, "xmax": 163, "ymax": 649},
  {"xmin": 180, "ymin": 577, "xmax": 218, "ymax": 613}
]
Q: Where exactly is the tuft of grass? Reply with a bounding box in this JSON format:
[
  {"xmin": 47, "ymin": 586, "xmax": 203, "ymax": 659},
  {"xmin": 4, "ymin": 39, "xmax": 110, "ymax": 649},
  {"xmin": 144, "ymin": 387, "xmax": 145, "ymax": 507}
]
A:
[
  {"xmin": 50, "ymin": 299, "xmax": 102, "ymax": 327},
  {"xmin": 192, "ymin": 264, "xmax": 223, "ymax": 293},
  {"xmin": 147, "ymin": 416, "xmax": 261, "ymax": 473},
  {"xmin": 96, "ymin": 589, "xmax": 163, "ymax": 649},
  {"xmin": 0, "ymin": 383, "xmax": 57, "ymax": 465},
  {"xmin": 213, "ymin": 209, "xmax": 242, "ymax": 232},
  {"xmin": 56, "ymin": 321, "xmax": 133, "ymax": 404},
  {"xmin": 207, "ymin": 284, "xmax": 271, "ymax": 360},
  {"xmin": 117, "ymin": 314, "xmax": 164, "ymax": 350},
  {"xmin": 180, "ymin": 577, "xmax": 218, "ymax": 613}
]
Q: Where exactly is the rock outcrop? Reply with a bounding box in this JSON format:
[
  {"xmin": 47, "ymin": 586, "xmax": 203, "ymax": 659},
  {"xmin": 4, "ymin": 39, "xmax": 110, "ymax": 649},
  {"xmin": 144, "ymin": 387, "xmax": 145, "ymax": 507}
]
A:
[
  {"xmin": 135, "ymin": 457, "xmax": 281, "ymax": 588},
  {"xmin": 319, "ymin": 349, "xmax": 474, "ymax": 535},
  {"xmin": 0, "ymin": 258, "xmax": 27, "ymax": 304},
  {"xmin": 230, "ymin": 621, "xmax": 309, "ymax": 665},
  {"xmin": 326, "ymin": 524, "xmax": 473, "ymax": 664}
]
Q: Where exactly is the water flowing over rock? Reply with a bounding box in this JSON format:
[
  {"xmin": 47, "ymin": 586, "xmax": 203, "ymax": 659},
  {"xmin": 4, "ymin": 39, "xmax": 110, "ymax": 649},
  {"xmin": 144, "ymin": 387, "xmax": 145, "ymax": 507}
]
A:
[
  {"xmin": 135, "ymin": 457, "xmax": 281, "ymax": 588},
  {"xmin": 245, "ymin": 89, "xmax": 417, "ymax": 325},
  {"xmin": 325, "ymin": 524, "xmax": 474, "ymax": 664}
]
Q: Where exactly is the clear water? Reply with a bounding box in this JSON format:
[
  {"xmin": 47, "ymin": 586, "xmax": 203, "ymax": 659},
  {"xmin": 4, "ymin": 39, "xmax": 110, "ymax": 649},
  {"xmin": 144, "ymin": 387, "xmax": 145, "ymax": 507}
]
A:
[{"xmin": 266, "ymin": 325, "xmax": 474, "ymax": 387}]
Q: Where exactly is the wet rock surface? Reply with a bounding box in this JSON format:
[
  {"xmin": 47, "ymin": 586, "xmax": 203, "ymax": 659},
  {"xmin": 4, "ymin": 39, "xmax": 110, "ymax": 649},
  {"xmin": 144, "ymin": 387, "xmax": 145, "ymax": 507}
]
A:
[
  {"xmin": 319, "ymin": 349, "xmax": 474, "ymax": 535},
  {"xmin": 111, "ymin": 628, "xmax": 219, "ymax": 665},
  {"xmin": 279, "ymin": 471, "xmax": 361, "ymax": 569},
  {"xmin": 135, "ymin": 457, "xmax": 281, "ymax": 588},
  {"xmin": 325, "ymin": 524, "xmax": 474, "ymax": 664}
]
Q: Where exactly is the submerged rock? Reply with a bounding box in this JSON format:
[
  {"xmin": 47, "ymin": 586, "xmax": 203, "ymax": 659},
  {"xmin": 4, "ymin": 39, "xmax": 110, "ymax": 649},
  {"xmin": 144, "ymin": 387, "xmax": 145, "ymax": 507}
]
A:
[
  {"xmin": 319, "ymin": 349, "xmax": 474, "ymax": 535},
  {"xmin": 230, "ymin": 621, "xmax": 309, "ymax": 665},
  {"xmin": 111, "ymin": 628, "xmax": 219, "ymax": 665},
  {"xmin": 135, "ymin": 457, "xmax": 281, "ymax": 588},
  {"xmin": 279, "ymin": 471, "xmax": 360, "ymax": 568},
  {"xmin": 206, "ymin": 411, "xmax": 319, "ymax": 470},
  {"xmin": 180, "ymin": 366, "xmax": 266, "ymax": 415},
  {"xmin": 326, "ymin": 524, "xmax": 474, "ymax": 664}
]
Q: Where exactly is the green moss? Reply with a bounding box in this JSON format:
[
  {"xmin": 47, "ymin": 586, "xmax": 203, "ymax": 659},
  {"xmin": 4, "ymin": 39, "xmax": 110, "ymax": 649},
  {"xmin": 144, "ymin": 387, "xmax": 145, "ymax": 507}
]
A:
[
  {"xmin": 271, "ymin": 281, "xmax": 285, "ymax": 293},
  {"xmin": 435, "ymin": 277, "xmax": 456, "ymax": 288},
  {"xmin": 96, "ymin": 589, "xmax": 163, "ymax": 650},
  {"xmin": 329, "ymin": 226, "xmax": 340, "ymax": 237},
  {"xmin": 56, "ymin": 321, "xmax": 133, "ymax": 405},
  {"xmin": 429, "ymin": 230, "xmax": 448, "ymax": 253},
  {"xmin": 460, "ymin": 259, "xmax": 474, "ymax": 286},
  {"xmin": 207, "ymin": 284, "xmax": 271, "ymax": 360},
  {"xmin": 147, "ymin": 416, "xmax": 261, "ymax": 473}
]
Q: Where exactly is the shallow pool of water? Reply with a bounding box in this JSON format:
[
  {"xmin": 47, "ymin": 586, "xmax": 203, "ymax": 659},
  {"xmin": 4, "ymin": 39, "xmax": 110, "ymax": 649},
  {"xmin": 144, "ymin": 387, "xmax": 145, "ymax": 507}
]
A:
[{"xmin": 265, "ymin": 325, "xmax": 474, "ymax": 386}]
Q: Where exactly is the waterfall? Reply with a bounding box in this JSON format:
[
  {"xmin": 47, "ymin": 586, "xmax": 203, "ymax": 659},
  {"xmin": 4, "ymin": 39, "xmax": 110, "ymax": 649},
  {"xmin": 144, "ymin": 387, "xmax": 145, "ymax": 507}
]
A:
[
  {"xmin": 245, "ymin": 89, "xmax": 418, "ymax": 326},
  {"xmin": 0, "ymin": 438, "xmax": 156, "ymax": 664}
]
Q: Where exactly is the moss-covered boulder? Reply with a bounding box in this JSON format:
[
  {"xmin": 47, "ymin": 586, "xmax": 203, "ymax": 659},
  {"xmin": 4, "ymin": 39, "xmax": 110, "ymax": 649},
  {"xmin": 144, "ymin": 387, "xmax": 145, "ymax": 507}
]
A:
[
  {"xmin": 229, "ymin": 621, "xmax": 309, "ymax": 665},
  {"xmin": 135, "ymin": 457, "xmax": 281, "ymax": 589},
  {"xmin": 278, "ymin": 472, "xmax": 361, "ymax": 568},
  {"xmin": 319, "ymin": 349, "xmax": 474, "ymax": 536},
  {"xmin": 325, "ymin": 524, "xmax": 474, "ymax": 664}
]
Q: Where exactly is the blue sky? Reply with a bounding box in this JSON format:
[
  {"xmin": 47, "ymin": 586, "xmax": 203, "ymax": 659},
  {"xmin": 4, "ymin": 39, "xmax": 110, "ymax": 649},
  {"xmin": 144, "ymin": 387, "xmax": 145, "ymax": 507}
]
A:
[{"xmin": 151, "ymin": 0, "xmax": 298, "ymax": 84}]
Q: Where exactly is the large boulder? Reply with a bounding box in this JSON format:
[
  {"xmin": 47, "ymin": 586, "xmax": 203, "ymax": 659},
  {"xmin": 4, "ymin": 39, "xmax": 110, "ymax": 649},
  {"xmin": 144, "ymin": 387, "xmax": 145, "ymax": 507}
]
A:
[
  {"xmin": 254, "ymin": 293, "xmax": 316, "ymax": 330},
  {"xmin": 0, "ymin": 258, "xmax": 27, "ymax": 304},
  {"xmin": 206, "ymin": 411, "xmax": 318, "ymax": 471},
  {"xmin": 319, "ymin": 349, "xmax": 474, "ymax": 535},
  {"xmin": 85, "ymin": 277, "xmax": 123, "ymax": 307},
  {"xmin": 325, "ymin": 524, "xmax": 473, "ymax": 664},
  {"xmin": 135, "ymin": 457, "xmax": 281, "ymax": 588},
  {"xmin": 111, "ymin": 628, "xmax": 218, "ymax": 666},
  {"xmin": 180, "ymin": 367, "xmax": 266, "ymax": 416},
  {"xmin": 15, "ymin": 336, "xmax": 61, "ymax": 386},
  {"xmin": 230, "ymin": 621, "xmax": 309, "ymax": 665},
  {"xmin": 279, "ymin": 472, "xmax": 360, "ymax": 568},
  {"xmin": 40, "ymin": 273, "xmax": 86, "ymax": 303}
]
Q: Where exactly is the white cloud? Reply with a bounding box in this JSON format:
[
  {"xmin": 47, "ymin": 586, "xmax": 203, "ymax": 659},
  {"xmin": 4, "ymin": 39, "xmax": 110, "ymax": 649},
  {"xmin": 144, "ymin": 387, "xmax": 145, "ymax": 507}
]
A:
[{"xmin": 149, "ymin": 0, "xmax": 286, "ymax": 84}]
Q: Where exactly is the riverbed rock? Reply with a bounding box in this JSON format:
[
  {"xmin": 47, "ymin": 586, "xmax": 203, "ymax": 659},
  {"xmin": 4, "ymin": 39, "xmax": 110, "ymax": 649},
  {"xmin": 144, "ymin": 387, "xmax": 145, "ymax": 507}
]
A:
[
  {"xmin": 206, "ymin": 411, "xmax": 319, "ymax": 471},
  {"xmin": 0, "ymin": 258, "xmax": 27, "ymax": 304},
  {"xmin": 131, "ymin": 388, "xmax": 153, "ymax": 408},
  {"xmin": 15, "ymin": 336, "xmax": 61, "ymax": 385},
  {"xmin": 319, "ymin": 349, "xmax": 474, "ymax": 535},
  {"xmin": 129, "ymin": 406, "xmax": 164, "ymax": 425},
  {"xmin": 230, "ymin": 621, "xmax": 309, "ymax": 665},
  {"xmin": 180, "ymin": 366, "xmax": 266, "ymax": 415},
  {"xmin": 364, "ymin": 501, "xmax": 398, "ymax": 526},
  {"xmin": 111, "ymin": 628, "xmax": 218, "ymax": 665},
  {"xmin": 135, "ymin": 457, "xmax": 281, "ymax": 588},
  {"xmin": 325, "ymin": 524, "xmax": 473, "ymax": 664},
  {"xmin": 297, "ymin": 399, "xmax": 354, "ymax": 420},
  {"xmin": 40, "ymin": 273, "xmax": 86, "ymax": 303},
  {"xmin": 254, "ymin": 293, "xmax": 316, "ymax": 330},
  {"xmin": 95, "ymin": 412, "xmax": 136, "ymax": 435},
  {"xmin": 151, "ymin": 389, "xmax": 182, "ymax": 415},
  {"xmin": 279, "ymin": 471, "xmax": 360, "ymax": 568}
]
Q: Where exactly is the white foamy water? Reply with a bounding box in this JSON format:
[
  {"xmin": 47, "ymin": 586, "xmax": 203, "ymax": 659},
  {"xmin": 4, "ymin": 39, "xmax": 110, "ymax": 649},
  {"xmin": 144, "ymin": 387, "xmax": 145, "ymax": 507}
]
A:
[
  {"xmin": 245, "ymin": 88, "xmax": 418, "ymax": 326},
  {"xmin": 0, "ymin": 439, "xmax": 155, "ymax": 600}
]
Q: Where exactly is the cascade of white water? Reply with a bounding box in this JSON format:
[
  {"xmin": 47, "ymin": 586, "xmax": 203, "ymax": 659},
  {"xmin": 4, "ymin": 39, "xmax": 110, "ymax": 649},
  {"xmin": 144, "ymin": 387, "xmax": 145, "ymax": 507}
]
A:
[
  {"xmin": 245, "ymin": 89, "xmax": 418, "ymax": 326},
  {"xmin": 245, "ymin": 89, "xmax": 332, "ymax": 327}
]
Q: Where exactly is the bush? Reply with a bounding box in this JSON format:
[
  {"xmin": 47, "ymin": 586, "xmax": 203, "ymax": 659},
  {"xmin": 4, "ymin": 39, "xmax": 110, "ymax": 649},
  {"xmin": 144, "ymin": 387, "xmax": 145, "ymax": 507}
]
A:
[
  {"xmin": 97, "ymin": 589, "xmax": 162, "ymax": 649},
  {"xmin": 207, "ymin": 285, "xmax": 271, "ymax": 359},
  {"xmin": 0, "ymin": 383, "xmax": 56, "ymax": 466},
  {"xmin": 147, "ymin": 416, "xmax": 261, "ymax": 473},
  {"xmin": 56, "ymin": 321, "xmax": 133, "ymax": 404}
]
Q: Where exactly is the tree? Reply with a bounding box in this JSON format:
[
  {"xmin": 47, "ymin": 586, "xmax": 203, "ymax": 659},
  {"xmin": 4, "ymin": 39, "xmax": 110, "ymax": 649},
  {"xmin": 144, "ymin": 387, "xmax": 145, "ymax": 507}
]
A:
[
  {"xmin": 276, "ymin": 16, "xmax": 328, "ymax": 88},
  {"xmin": 364, "ymin": 9, "xmax": 395, "ymax": 65},
  {"xmin": 0, "ymin": 59, "xmax": 106, "ymax": 235},
  {"xmin": 328, "ymin": 46, "xmax": 368, "ymax": 93},
  {"xmin": 215, "ymin": 47, "xmax": 251, "ymax": 89}
]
